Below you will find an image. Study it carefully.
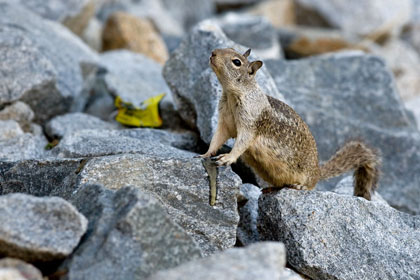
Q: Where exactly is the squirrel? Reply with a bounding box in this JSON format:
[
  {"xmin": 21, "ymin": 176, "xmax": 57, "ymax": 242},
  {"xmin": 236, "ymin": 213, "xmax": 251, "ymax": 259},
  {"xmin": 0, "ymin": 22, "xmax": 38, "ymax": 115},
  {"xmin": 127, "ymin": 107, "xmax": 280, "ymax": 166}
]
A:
[{"xmin": 198, "ymin": 48, "xmax": 380, "ymax": 200}]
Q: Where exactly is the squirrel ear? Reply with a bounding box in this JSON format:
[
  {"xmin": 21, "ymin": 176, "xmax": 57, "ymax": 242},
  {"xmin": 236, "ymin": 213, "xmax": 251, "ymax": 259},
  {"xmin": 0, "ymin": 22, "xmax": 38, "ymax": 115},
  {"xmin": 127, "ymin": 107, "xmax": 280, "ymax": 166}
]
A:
[
  {"xmin": 243, "ymin": 49, "xmax": 251, "ymax": 58},
  {"xmin": 248, "ymin": 60, "xmax": 263, "ymax": 76}
]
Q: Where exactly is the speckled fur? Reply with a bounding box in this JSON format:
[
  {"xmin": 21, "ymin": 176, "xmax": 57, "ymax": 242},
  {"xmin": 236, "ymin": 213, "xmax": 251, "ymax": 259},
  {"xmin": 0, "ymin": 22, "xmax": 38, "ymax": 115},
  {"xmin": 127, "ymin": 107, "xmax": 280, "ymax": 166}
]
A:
[{"xmin": 199, "ymin": 48, "xmax": 380, "ymax": 200}]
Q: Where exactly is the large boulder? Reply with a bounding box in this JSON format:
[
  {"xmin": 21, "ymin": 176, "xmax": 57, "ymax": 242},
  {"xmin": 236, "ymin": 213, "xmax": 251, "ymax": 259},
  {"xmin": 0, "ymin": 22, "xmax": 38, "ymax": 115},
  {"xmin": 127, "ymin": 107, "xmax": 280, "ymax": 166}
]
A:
[
  {"xmin": 163, "ymin": 19, "xmax": 284, "ymax": 143},
  {"xmin": 0, "ymin": 193, "xmax": 87, "ymax": 262},
  {"xmin": 258, "ymin": 189, "xmax": 420, "ymax": 280},
  {"xmin": 294, "ymin": 0, "xmax": 412, "ymax": 39},
  {"xmin": 0, "ymin": 2, "xmax": 98, "ymax": 123},
  {"xmin": 65, "ymin": 185, "xmax": 202, "ymax": 280},
  {"xmin": 147, "ymin": 242, "xmax": 288, "ymax": 280},
  {"xmin": 266, "ymin": 52, "xmax": 420, "ymax": 214}
]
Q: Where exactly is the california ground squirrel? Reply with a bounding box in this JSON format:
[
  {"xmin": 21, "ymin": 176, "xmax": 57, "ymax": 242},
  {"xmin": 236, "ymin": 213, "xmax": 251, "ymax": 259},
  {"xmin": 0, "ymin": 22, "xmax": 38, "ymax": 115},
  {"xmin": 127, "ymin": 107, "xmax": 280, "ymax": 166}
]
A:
[{"xmin": 198, "ymin": 48, "xmax": 380, "ymax": 200}]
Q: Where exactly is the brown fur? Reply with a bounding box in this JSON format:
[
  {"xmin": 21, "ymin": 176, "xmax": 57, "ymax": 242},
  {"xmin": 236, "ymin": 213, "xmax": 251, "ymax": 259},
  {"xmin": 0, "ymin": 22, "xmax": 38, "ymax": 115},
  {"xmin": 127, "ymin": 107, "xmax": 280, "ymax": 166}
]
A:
[{"xmin": 198, "ymin": 48, "xmax": 380, "ymax": 200}]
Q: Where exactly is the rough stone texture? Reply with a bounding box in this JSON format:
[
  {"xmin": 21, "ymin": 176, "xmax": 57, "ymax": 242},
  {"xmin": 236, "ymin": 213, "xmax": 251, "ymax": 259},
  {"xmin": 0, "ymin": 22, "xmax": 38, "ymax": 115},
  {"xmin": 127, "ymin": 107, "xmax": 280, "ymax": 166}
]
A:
[
  {"xmin": 0, "ymin": 102, "xmax": 34, "ymax": 132},
  {"xmin": 215, "ymin": 13, "xmax": 283, "ymax": 60},
  {"xmin": 99, "ymin": 50, "xmax": 172, "ymax": 106},
  {"xmin": 370, "ymin": 39, "xmax": 420, "ymax": 101},
  {"xmin": 0, "ymin": 193, "xmax": 87, "ymax": 262},
  {"xmin": 258, "ymin": 189, "xmax": 420, "ymax": 280},
  {"xmin": 0, "ymin": 120, "xmax": 24, "ymax": 141},
  {"xmin": 278, "ymin": 26, "xmax": 367, "ymax": 58},
  {"xmin": 0, "ymin": 2, "xmax": 98, "ymax": 123},
  {"xmin": 332, "ymin": 176, "xmax": 388, "ymax": 205},
  {"xmin": 77, "ymin": 153, "xmax": 241, "ymax": 255},
  {"xmin": 147, "ymin": 242, "xmax": 286, "ymax": 280},
  {"xmin": 97, "ymin": 0, "xmax": 184, "ymax": 36},
  {"xmin": 0, "ymin": 133, "xmax": 47, "ymax": 162},
  {"xmin": 0, "ymin": 158, "xmax": 85, "ymax": 199},
  {"xmin": 294, "ymin": 0, "xmax": 412, "ymax": 38},
  {"xmin": 65, "ymin": 185, "xmax": 202, "ymax": 280},
  {"xmin": 0, "ymin": 258, "xmax": 42, "ymax": 280},
  {"xmin": 246, "ymin": 0, "xmax": 295, "ymax": 28},
  {"xmin": 51, "ymin": 128, "xmax": 198, "ymax": 158},
  {"xmin": 45, "ymin": 112, "xmax": 119, "ymax": 139},
  {"xmin": 15, "ymin": 0, "xmax": 95, "ymax": 35},
  {"xmin": 102, "ymin": 12, "xmax": 169, "ymax": 65},
  {"xmin": 163, "ymin": 19, "xmax": 284, "ymax": 144},
  {"xmin": 266, "ymin": 53, "xmax": 420, "ymax": 214},
  {"xmin": 237, "ymin": 184, "xmax": 261, "ymax": 246}
]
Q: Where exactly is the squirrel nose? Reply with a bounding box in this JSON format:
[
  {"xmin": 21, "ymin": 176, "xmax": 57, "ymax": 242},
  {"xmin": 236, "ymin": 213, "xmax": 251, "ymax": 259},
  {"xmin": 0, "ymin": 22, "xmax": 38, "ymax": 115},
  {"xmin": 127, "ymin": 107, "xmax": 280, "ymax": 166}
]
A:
[{"xmin": 211, "ymin": 51, "xmax": 216, "ymax": 57}]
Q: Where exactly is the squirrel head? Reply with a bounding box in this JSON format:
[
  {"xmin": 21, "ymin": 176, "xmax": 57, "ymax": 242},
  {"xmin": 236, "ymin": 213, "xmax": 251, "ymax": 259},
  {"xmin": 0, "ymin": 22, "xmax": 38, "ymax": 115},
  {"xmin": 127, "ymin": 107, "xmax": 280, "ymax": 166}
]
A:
[{"xmin": 209, "ymin": 48, "xmax": 263, "ymax": 89}]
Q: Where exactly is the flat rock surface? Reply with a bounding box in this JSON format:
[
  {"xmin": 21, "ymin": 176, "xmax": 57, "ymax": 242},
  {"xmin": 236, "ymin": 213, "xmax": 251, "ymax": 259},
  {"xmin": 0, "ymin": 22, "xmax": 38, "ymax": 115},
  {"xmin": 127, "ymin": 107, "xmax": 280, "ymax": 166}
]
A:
[
  {"xmin": 77, "ymin": 153, "xmax": 241, "ymax": 256},
  {"xmin": 258, "ymin": 189, "xmax": 420, "ymax": 280},
  {"xmin": 65, "ymin": 185, "xmax": 202, "ymax": 280},
  {"xmin": 163, "ymin": 19, "xmax": 284, "ymax": 143},
  {"xmin": 0, "ymin": 193, "xmax": 87, "ymax": 262},
  {"xmin": 147, "ymin": 242, "xmax": 287, "ymax": 280}
]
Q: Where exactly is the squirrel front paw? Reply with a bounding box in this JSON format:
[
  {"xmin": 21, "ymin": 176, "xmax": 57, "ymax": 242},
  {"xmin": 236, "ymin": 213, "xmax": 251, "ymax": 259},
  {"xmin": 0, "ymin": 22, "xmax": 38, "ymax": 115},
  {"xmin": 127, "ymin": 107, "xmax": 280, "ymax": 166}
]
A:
[{"xmin": 212, "ymin": 153, "xmax": 236, "ymax": 166}]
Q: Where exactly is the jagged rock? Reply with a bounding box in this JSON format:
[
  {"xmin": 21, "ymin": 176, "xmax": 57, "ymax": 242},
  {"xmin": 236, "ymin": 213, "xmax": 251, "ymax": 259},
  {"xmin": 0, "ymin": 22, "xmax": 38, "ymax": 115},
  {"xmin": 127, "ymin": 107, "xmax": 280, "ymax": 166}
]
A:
[
  {"xmin": 77, "ymin": 153, "xmax": 241, "ymax": 255},
  {"xmin": 0, "ymin": 193, "xmax": 87, "ymax": 262},
  {"xmin": 278, "ymin": 26, "xmax": 367, "ymax": 58},
  {"xmin": 147, "ymin": 242, "xmax": 286, "ymax": 280},
  {"xmin": 15, "ymin": 0, "xmax": 95, "ymax": 35},
  {"xmin": 266, "ymin": 53, "xmax": 420, "ymax": 214},
  {"xmin": 45, "ymin": 112, "xmax": 119, "ymax": 139},
  {"xmin": 0, "ymin": 258, "xmax": 42, "ymax": 280},
  {"xmin": 332, "ymin": 176, "xmax": 388, "ymax": 204},
  {"xmin": 0, "ymin": 102, "xmax": 34, "ymax": 132},
  {"xmin": 97, "ymin": 0, "xmax": 184, "ymax": 36},
  {"xmin": 246, "ymin": 0, "xmax": 295, "ymax": 28},
  {"xmin": 51, "ymin": 128, "xmax": 198, "ymax": 158},
  {"xmin": 237, "ymin": 184, "xmax": 261, "ymax": 246},
  {"xmin": 370, "ymin": 39, "xmax": 420, "ymax": 101},
  {"xmin": 0, "ymin": 2, "xmax": 98, "ymax": 123},
  {"xmin": 258, "ymin": 189, "xmax": 420, "ymax": 280},
  {"xmin": 0, "ymin": 158, "xmax": 86, "ymax": 199},
  {"xmin": 163, "ymin": 19, "xmax": 284, "ymax": 143},
  {"xmin": 0, "ymin": 133, "xmax": 47, "ymax": 161},
  {"xmin": 99, "ymin": 50, "xmax": 172, "ymax": 105},
  {"xmin": 0, "ymin": 120, "xmax": 24, "ymax": 141},
  {"xmin": 102, "ymin": 12, "xmax": 169, "ymax": 65},
  {"xmin": 65, "ymin": 185, "xmax": 202, "ymax": 280},
  {"xmin": 294, "ymin": 0, "xmax": 412, "ymax": 39},
  {"xmin": 214, "ymin": 13, "xmax": 283, "ymax": 60}
]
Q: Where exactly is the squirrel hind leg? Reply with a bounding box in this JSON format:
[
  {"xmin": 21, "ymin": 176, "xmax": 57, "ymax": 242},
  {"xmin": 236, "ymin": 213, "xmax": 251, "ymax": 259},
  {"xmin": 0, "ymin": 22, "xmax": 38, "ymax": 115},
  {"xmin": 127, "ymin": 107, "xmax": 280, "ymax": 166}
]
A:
[{"xmin": 353, "ymin": 161, "xmax": 380, "ymax": 201}]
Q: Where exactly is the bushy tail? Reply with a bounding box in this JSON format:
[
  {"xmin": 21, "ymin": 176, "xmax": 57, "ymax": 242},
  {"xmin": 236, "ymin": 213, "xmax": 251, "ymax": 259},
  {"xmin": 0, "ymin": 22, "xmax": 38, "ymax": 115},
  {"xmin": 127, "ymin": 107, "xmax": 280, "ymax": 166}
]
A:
[{"xmin": 320, "ymin": 141, "xmax": 380, "ymax": 200}]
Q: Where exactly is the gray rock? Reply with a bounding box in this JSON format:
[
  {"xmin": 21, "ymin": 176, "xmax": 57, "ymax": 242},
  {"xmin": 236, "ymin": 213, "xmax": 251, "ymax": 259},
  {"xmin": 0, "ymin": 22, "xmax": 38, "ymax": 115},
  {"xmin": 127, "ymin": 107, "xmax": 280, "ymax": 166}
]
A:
[
  {"xmin": 45, "ymin": 112, "xmax": 119, "ymax": 139},
  {"xmin": 0, "ymin": 2, "xmax": 98, "ymax": 123},
  {"xmin": 332, "ymin": 176, "xmax": 388, "ymax": 204},
  {"xmin": 294, "ymin": 0, "xmax": 412, "ymax": 38},
  {"xmin": 0, "ymin": 158, "xmax": 86, "ymax": 199},
  {"xmin": 405, "ymin": 96, "xmax": 420, "ymax": 129},
  {"xmin": 266, "ymin": 53, "xmax": 420, "ymax": 214},
  {"xmin": 51, "ymin": 128, "xmax": 199, "ymax": 158},
  {"xmin": 0, "ymin": 258, "xmax": 42, "ymax": 280},
  {"xmin": 0, "ymin": 102, "xmax": 34, "ymax": 132},
  {"xmin": 0, "ymin": 193, "xmax": 87, "ymax": 262},
  {"xmin": 77, "ymin": 153, "xmax": 241, "ymax": 255},
  {"xmin": 0, "ymin": 120, "xmax": 24, "ymax": 141},
  {"xmin": 65, "ymin": 185, "xmax": 202, "ymax": 280},
  {"xmin": 0, "ymin": 133, "xmax": 47, "ymax": 161},
  {"xmin": 81, "ymin": 17, "xmax": 103, "ymax": 52},
  {"xmin": 99, "ymin": 50, "xmax": 172, "ymax": 105},
  {"xmin": 163, "ymin": 19, "xmax": 284, "ymax": 143},
  {"xmin": 215, "ymin": 13, "xmax": 283, "ymax": 60},
  {"xmin": 258, "ymin": 189, "xmax": 420, "ymax": 280},
  {"xmin": 237, "ymin": 183, "xmax": 261, "ymax": 246},
  {"xmin": 147, "ymin": 242, "xmax": 286, "ymax": 280}
]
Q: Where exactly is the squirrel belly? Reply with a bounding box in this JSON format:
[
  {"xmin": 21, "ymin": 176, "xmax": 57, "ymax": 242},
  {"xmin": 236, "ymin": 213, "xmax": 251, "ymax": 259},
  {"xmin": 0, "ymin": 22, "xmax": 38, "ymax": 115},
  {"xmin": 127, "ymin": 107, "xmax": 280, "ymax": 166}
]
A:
[{"xmin": 199, "ymin": 48, "xmax": 381, "ymax": 200}]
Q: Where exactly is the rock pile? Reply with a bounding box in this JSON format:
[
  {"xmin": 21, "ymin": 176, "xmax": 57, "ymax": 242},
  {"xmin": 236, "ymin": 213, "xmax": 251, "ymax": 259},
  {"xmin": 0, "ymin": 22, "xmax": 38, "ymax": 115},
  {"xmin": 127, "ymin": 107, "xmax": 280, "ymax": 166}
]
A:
[{"xmin": 0, "ymin": 0, "xmax": 419, "ymax": 279}]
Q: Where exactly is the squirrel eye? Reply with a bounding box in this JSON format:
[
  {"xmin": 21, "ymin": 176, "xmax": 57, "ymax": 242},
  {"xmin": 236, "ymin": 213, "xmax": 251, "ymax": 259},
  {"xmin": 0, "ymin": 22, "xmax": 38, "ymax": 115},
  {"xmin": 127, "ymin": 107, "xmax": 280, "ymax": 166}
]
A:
[{"xmin": 232, "ymin": 59, "xmax": 241, "ymax": 67}]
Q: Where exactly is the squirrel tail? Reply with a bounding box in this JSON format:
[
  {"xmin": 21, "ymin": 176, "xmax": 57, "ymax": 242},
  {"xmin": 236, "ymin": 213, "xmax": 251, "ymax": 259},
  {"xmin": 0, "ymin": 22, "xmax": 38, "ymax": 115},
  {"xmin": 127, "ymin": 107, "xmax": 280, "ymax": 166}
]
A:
[{"xmin": 319, "ymin": 141, "xmax": 380, "ymax": 200}]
